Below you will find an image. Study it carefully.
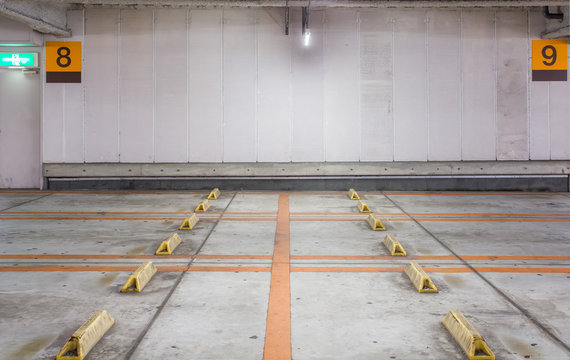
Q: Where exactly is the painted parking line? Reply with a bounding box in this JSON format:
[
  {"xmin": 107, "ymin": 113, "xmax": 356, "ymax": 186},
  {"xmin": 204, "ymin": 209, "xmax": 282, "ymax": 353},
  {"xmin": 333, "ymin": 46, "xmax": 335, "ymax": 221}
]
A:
[
  {"xmin": 407, "ymin": 212, "xmax": 570, "ymax": 217},
  {"xmin": 0, "ymin": 216, "xmax": 186, "ymax": 221},
  {"xmin": 290, "ymin": 255, "xmax": 570, "ymax": 261},
  {"xmin": 290, "ymin": 217, "xmax": 570, "ymax": 222},
  {"xmin": 291, "ymin": 212, "xmax": 402, "ymax": 216},
  {"xmin": 473, "ymin": 267, "xmax": 570, "ymax": 273},
  {"xmin": 1, "ymin": 211, "xmax": 277, "ymax": 215},
  {"xmin": 0, "ymin": 191, "xmax": 209, "ymax": 195},
  {"xmin": 188, "ymin": 266, "xmax": 271, "ymax": 272},
  {"xmin": 1, "ymin": 265, "xmax": 568, "ymax": 273},
  {"xmin": 417, "ymin": 218, "xmax": 570, "ymax": 222},
  {"xmin": 290, "ymin": 218, "xmax": 412, "ymax": 222},
  {"xmin": 291, "ymin": 266, "xmax": 405, "ymax": 273},
  {"xmin": 0, "ymin": 265, "xmax": 271, "ymax": 272},
  {"xmin": 290, "ymin": 267, "xmax": 570, "ymax": 273},
  {"xmin": 0, "ymin": 216, "xmax": 277, "ymax": 221},
  {"xmin": 263, "ymin": 194, "xmax": 292, "ymax": 360},
  {"xmin": 382, "ymin": 192, "xmax": 563, "ymax": 196},
  {"xmin": 0, "ymin": 191, "xmax": 564, "ymax": 196},
  {"xmin": 2, "ymin": 211, "xmax": 194, "ymax": 215},
  {"xmin": 461, "ymin": 255, "xmax": 570, "ymax": 261},
  {"xmin": 0, "ymin": 254, "xmax": 274, "ymax": 260},
  {"xmin": 6, "ymin": 211, "xmax": 566, "ymax": 218},
  {"xmin": 1, "ymin": 254, "xmax": 569, "ymax": 261}
]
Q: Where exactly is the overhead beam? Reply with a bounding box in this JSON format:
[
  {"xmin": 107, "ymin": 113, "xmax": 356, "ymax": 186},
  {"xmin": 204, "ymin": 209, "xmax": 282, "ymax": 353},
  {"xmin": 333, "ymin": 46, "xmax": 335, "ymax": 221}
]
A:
[
  {"xmin": 541, "ymin": 5, "xmax": 570, "ymax": 39},
  {"xmin": 542, "ymin": 26, "xmax": 570, "ymax": 39},
  {"xmin": 0, "ymin": 0, "xmax": 71, "ymax": 37},
  {"xmin": 38, "ymin": 0, "xmax": 570, "ymax": 9}
]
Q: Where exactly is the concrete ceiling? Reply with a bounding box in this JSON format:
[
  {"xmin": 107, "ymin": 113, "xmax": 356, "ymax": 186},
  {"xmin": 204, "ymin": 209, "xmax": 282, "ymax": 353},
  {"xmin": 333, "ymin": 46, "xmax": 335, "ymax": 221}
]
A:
[
  {"xmin": 0, "ymin": 0, "xmax": 568, "ymax": 37},
  {"xmin": 0, "ymin": 0, "xmax": 70, "ymax": 36},
  {"xmin": 31, "ymin": 1, "xmax": 570, "ymax": 8}
]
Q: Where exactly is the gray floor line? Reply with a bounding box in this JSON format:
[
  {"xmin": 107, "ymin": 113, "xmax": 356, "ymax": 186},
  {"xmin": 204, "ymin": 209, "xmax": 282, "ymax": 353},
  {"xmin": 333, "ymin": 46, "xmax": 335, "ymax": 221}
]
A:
[
  {"xmin": 382, "ymin": 192, "xmax": 570, "ymax": 354},
  {"xmin": 0, "ymin": 193, "xmax": 53, "ymax": 212},
  {"xmin": 124, "ymin": 192, "xmax": 238, "ymax": 360}
]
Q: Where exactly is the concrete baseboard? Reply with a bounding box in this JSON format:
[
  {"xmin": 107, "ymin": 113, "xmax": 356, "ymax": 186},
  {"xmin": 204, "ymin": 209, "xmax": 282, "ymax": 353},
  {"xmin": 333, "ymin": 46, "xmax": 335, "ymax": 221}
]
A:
[{"xmin": 43, "ymin": 161, "xmax": 570, "ymax": 178}]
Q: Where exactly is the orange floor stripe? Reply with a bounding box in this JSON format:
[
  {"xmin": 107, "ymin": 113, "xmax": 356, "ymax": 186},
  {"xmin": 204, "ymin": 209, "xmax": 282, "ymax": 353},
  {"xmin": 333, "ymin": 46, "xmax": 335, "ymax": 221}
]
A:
[
  {"xmin": 0, "ymin": 265, "xmax": 271, "ymax": 272},
  {"xmin": 194, "ymin": 254, "xmax": 273, "ymax": 260},
  {"xmin": 2, "ymin": 215, "xmax": 567, "ymax": 222},
  {"xmin": 0, "ymin": 217, "xmax": 185, "ymax": 221},
  {"xmin": 288, "ymin": 192, "xmax": 344, "ymax": 196},
  {"xmin": 188, "ymin": 266, "xmax": 271, "ymax": 272},
  {"xmin": 292, "ymin": 212, "xmax": 400, "ymax": 216},
  {"xmin": 0, "ymin": 211, "xmax": 277, "ymax": 216},
  {"xmin": 0, "ymin": 216, "xmax": 277, "ymax": 222},
  {"xmin": 291, "ymin": 255, "xmax": 570, "ymax": 261},
  {"xmin": 3, "ymin": 211, "xmax": 192, "ymax": 215},
  {"xmin": 474, "ymin": 267, "xmax": 570, "ymax": 273},
  {"xmin": 1, "ymin": 265, "xmax": 567, "ymax": 274},
  {"xmin": 0, "ymin": 266, "xmax": 140, "ymax": 272},
  {"xmin": 291, "ymin": 217, "xmax": 569, "ymax": 223},
  {"xmin": 263, "ymin": 194, "xmax": 291, "ymax": 360},
  {"xmin": 383, "ymin": 192, "xmax": 560, "ymax": 196},
  {"xmin": 290, "ymin": 218, "xmax": 412, "ymax": 222},
  {"xmin": 0, "ymin": 254, "xmax": 158, "ymax": 260},
  {"xmin": 418, "ymin": 218, "xmax": 570, "ymax": 223},
  {"xmin": 292, "ymin": 267, "xmax": 405, "ymax": 272},
  {"xmin": 290, "ymin": 267, "xmax": 570, "ymax": 273},
  {"xmin": 218, "ymin": 212, "xmax": 277, "ymax": 215},
  {"xmin": 290, "ymin": 267, "xmax": 468, "ymax": 273},
  {"xmin": 0, "ymin": 254, "xmax": 274, "ymax": 260},
  {"xmin": 217, "ymin": 218, "xmax": 277, "ymax": 221},
  {"xmin": 463, "ymin": 256, "xmax": 570, "ymax": 261},
  {"xmin": 291, "ymin": 212, "xmax": 570, "ymax": 217},
  {"xmin": 0, "ymin": 191, "xmax": 563, "ymax": 196},
  {"xmin": 290, "ymin": 255, "xmax": 458, "ymax": 261},
  {"xmin": 8, "ymin": 211, "xmax": 566, "ymax": 218},
  {"xmin": 0, "ymin": 191, "xmax": 208, "ymax": 195},
  {"xmin": 408, "ymin": 212, "xmax": 570, "ymax": 217},
  {"xmin": 1, "ymin": 254, "xmax": 568, "ymax": 261}
]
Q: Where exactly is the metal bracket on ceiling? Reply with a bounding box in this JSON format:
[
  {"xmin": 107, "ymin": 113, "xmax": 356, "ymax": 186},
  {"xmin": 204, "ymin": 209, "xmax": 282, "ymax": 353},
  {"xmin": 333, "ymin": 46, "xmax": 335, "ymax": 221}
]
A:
[
  {"xmin": 302, "ymin": 1, "xmax": 310, "ymax": 35},
  {"xmin": 285, "ymin": 0, "xmax": 289, "ymax": 35}
]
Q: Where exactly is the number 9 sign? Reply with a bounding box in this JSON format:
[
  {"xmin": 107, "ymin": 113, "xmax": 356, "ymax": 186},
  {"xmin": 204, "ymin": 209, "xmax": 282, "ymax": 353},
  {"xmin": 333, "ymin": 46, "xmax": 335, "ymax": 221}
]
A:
[
  {"xmin": 46, "ymin": 41, "xmax": 82, "ymax": 83},
  {"xmin": 532, "ymin": 40, "xmax": 567, "ymax": 81}
]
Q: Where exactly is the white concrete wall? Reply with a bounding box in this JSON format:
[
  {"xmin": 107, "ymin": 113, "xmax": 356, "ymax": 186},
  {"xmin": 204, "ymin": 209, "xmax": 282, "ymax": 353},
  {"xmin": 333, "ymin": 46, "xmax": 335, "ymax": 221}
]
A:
[
  {"xmin": 0, "ymin": 69, "xmax": 41, "ymax": 188},
  {"xmin": 0, "ymin": 17, "xmax": 41, "ymax": 188},
  {"xmin": 41, "ymin": 8, "xmax": 570, "ymax": 163},
  {"xmin": 0, "ymin": 14, "xmax": 42, "ymax": 45}
]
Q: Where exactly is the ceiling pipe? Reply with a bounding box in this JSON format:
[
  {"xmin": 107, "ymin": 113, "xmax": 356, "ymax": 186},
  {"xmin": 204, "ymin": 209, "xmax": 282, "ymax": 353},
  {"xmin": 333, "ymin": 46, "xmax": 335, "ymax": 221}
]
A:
[
  {"xmin": 284, "ymin": 0, "xmax": 289, "ymax": 35},
  {"xmin": 542, "ymin": 6, "xmax": 564, "ymax": 20}
]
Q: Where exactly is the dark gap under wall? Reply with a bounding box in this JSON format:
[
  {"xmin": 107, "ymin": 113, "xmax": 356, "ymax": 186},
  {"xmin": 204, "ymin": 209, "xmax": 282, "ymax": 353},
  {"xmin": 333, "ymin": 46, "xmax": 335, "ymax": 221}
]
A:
[{"xmin": 46, "ymin": 176, "xmax": 569, "ymax": 192}]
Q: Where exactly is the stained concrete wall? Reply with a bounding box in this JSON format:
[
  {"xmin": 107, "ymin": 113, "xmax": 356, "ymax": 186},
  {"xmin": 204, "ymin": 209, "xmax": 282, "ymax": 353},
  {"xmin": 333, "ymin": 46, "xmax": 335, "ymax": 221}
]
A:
[
  {"xmin": 0, "ymin": 17, "xmax": 41, "ymax": 188},
  {"xmin": 0, "ymin": 68, "xmax": 41, "ymax": 188},
  {"xmin": 0, "ymin": 14, "xmax": 42, "ymax": 44},
  {"xmin": 5, "ymin": 7, "xmax": 570, "ymax": 166}
]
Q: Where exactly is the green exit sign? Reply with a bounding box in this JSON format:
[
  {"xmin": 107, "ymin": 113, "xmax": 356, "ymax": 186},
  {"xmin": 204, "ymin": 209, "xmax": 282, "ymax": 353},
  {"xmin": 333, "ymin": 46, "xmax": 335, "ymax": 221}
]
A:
[{"xmin": 0, "ymin": 53, "xmax": 37, "ymax": 67}]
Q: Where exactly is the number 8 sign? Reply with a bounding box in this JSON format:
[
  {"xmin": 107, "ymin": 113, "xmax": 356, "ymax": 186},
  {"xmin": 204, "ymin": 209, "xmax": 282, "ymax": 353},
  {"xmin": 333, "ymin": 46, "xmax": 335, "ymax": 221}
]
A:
[
  {"xmin": 46, "ymin": 41, "xmax": 81, "ymax": 83},
  {"xmin": 532, "ymin": 40, "xmax": 567, "ymax": 81}
]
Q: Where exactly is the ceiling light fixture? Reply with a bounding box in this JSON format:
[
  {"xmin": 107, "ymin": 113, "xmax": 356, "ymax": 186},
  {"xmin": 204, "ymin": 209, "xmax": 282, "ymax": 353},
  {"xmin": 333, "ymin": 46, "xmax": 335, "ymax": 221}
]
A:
[{"xmin": 302, "ymin": 1, "xmax": 311, "ymax": 47}]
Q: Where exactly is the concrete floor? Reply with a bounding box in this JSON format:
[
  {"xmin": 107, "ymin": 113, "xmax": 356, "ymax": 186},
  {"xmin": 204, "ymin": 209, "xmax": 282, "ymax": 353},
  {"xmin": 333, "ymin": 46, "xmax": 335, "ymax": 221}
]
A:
[{"xmin": 0, "ymin": 190, "xmax": 569, "ymax": 360}]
